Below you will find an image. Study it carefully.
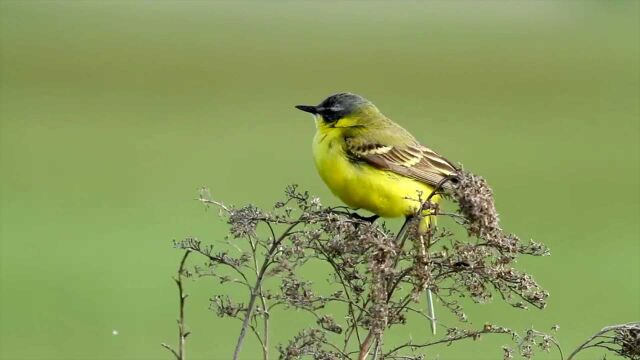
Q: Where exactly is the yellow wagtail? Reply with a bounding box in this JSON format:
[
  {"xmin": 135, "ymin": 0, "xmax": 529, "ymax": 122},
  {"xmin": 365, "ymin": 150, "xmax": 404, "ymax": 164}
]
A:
[
  {"xmin": 296, "ymin": 92, "xmax": 459, "ymax": 228},
  {"xmin": 296, "ymin": 93, "xmax": 459, "ymax": 335}
]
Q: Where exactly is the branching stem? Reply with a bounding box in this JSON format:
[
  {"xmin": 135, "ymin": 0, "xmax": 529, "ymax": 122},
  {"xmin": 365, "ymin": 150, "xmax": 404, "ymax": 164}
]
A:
[
  {"xmin": 232, "ymin": 222, "xmax": 299, "ymax": 360},
  {"xmin": 161, "ymin": 250, "xmax": 191, "ymax": 360}
]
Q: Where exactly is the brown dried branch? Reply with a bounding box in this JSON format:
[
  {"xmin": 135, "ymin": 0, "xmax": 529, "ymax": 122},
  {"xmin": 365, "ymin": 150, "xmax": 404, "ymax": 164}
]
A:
[
  {"xmin": 232, "ymin": 221, "xmax": 301, "ymax": 360},
  {"xmin": 161, "ymin": 250, "xmax": 191, "ymax": 360},
  {"xmin": 166, "ymin": 173, "xmax": 560, "ymax": 359}
]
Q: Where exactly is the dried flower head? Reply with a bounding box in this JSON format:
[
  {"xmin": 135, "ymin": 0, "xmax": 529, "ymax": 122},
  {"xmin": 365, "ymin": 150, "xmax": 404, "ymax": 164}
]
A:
[
  {"xmin": 277, "ymin": 329, "xmax": 341, "ymax": 360},
  {"xmin": 615, "ymin": 325, "xmax": 640, "ymax": 359},
  {"xmin": 453, "ymin": 171, "xmax": 500, "ymax": 239}
]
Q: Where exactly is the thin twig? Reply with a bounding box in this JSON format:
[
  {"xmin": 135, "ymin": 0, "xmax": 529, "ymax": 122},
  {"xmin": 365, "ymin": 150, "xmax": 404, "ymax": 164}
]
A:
[
  {"xmin": 249, "ymin": 234, "xmax": 270, "ymax": 360},
  {"xmin": 161, "ymin": 343, "xmax": 179, "ymax": 360},
  {"xmin": 232, "ymin": 222, "xmax": 300, "ymax": 360},
  {"xmin": 384, "ymin": 326, "xmax": 513, "ymax": 357},
  {"xmin": 423, "ymin": 227, "xmax": 437, "ymax": 336},
  {"xmin": 426, "ymin": 289, "xmax": 437, "ymax": 336},
  {"xmin": 315, "ymin": 245, "xmax": 363, "ymax": 351},
  {"xmin": 162, "ymin": 251, "xmax": 191, "ymax": 360},
  {"xmin": 372, "ymin": 338, "xmax": 382, "ymax": 360}
]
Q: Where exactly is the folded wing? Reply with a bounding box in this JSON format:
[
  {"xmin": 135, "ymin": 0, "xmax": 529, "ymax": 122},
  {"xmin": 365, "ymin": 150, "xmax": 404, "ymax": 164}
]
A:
[{"xmin": 345, "ymin": 137, "xmax": 459, "ymax": 190}]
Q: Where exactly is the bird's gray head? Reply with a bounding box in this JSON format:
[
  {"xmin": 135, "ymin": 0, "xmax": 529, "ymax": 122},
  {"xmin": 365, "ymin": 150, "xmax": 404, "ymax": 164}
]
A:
[{"xmin": 295, "ymin": 93, "xmax": 373, "ymax": 123}]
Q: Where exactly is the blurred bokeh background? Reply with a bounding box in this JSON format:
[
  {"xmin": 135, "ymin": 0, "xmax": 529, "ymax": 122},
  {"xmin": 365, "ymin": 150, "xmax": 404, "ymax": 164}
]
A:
[{"xmin": 0, "ymin": 1, "xmax": 638, "ymax": 359}]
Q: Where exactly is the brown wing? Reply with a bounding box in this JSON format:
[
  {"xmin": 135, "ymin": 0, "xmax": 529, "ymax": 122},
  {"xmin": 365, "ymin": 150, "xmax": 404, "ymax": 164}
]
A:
[{"xmin": 345, "ymin": 137, "xmax": 459, "ymax": 189}]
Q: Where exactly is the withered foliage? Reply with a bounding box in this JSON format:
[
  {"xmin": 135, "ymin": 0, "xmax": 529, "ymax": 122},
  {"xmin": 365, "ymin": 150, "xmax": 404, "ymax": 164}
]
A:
[
  {"xmin": 164, "ymin": 171, "xmax": 563, "ymax": 360},
  {"xmin": 616, "ymin": 325, "xmax": 640, "ymax": 360},
  {"xmin": 567, "ymin": 322, "xmax": 640, "ymax": 360}
]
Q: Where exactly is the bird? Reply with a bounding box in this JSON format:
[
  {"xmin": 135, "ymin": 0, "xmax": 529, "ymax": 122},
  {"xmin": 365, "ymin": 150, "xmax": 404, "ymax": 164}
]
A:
[
  {"xmin": 296, "ymin": 92, "xmax": 460, "ymax": 335},
  {"xmin": 296, "ymin": 92, "xmax": 459, "ymax": 229}
]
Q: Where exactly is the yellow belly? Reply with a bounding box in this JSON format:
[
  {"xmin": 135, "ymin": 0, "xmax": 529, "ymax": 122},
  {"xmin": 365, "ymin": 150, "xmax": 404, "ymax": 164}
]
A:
[{"xmin": 313, "ymin": 132, "xmax": 438, "ymax": 218}]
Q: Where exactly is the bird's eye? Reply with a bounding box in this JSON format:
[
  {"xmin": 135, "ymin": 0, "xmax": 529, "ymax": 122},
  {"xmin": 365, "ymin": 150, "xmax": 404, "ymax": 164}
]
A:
[
  {"xmin": 322, "ymin": 112, "xmax": 341, "ymax": 123},
  {"xmin": 319, "ymin": 109, "xmax": 342, "ymax": 123}
]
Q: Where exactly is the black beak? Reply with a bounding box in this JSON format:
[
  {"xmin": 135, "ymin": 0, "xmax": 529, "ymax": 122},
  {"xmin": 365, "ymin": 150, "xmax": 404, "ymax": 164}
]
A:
[{"xmin": 295, "ymin": 105, "xmax": 318, "ymax": 114}]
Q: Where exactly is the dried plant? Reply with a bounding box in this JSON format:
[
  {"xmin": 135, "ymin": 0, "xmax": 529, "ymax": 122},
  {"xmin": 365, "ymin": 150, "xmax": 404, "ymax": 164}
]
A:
[
  {"xmin": 567, "ymin": 322, "xmax": 640, "ymax": 360},
  {"xmin": 163, "ymin": 170, "xmax": 631, "ymax": 360}
]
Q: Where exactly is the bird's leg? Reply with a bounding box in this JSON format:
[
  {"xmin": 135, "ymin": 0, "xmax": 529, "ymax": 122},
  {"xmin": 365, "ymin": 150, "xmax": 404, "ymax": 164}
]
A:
[
  {"xmin": 388, "ymin": 216, "xmax": 414, "ymax": 274},
  {"xmin": 395, "ymin": 215, "xmax": 413, "ymax": 247}
]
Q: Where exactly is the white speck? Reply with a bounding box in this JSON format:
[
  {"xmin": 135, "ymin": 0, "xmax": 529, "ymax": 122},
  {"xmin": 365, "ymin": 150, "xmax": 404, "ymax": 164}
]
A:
[{"xmin": 112, "ymin": 329, "xmax": 119, "ymax": 336}]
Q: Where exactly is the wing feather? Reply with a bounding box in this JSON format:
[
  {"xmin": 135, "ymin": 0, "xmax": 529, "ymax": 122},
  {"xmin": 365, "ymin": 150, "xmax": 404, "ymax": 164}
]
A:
[{"xmin": 345, "ymin": 137, "xmax": 459, "ymax": 190}]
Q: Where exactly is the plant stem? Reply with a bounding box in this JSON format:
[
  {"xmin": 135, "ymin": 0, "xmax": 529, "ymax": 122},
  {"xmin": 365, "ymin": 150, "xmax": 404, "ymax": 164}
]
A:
[
  {"xmin": 262, "ymin": 311, "xmax": 269, "ymax": 360},
  {"xmin": 426, "ymin": 289, "xmax": 436, "ymax": 335},
  {"xmin": 359, "ymin": 331, "xmax": 375, "ymax": 360},
  {"xmin": 422, "ymin": 229, "xmax": 437, "ymax": 336},
  {"xmin": 251, "ymin": 235, "xmax": 270, "ymax": 360},
  {"xmin": 161, "ymin": 250, "xmax": 191, "ymax": 360},
  {"xmin": 177, "ymin": 252, "xmax": 190, "ymax": 360},
  {"xmin": 372, "ymin": 339, "xmax": 381, "ymax": 360},
  {"xmin": 232, "ymin": 222, "xmax": 298, "ymax": 360}
]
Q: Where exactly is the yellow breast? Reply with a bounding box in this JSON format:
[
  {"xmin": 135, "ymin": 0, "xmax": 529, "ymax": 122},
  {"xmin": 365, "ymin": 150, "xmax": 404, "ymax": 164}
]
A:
[{"xmin": 312, "ymin": 127, "xmax": 437, "ymax": 218}]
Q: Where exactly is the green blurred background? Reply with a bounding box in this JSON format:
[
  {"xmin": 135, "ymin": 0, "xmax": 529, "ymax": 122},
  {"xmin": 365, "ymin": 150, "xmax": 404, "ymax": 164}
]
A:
[{"xmin": 1, "ymin": 1, "xmax": 638, "ymax": 359}]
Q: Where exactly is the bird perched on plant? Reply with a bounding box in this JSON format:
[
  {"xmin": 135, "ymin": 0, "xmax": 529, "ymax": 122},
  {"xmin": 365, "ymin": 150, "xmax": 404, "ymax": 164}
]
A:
[
  {"xmin": 296, "ymin": 92, "xmax": 459, "ymax": 231},
  {"xmin": 296, "ymin": 93, "xmax": 460, "ymax": 335}
]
